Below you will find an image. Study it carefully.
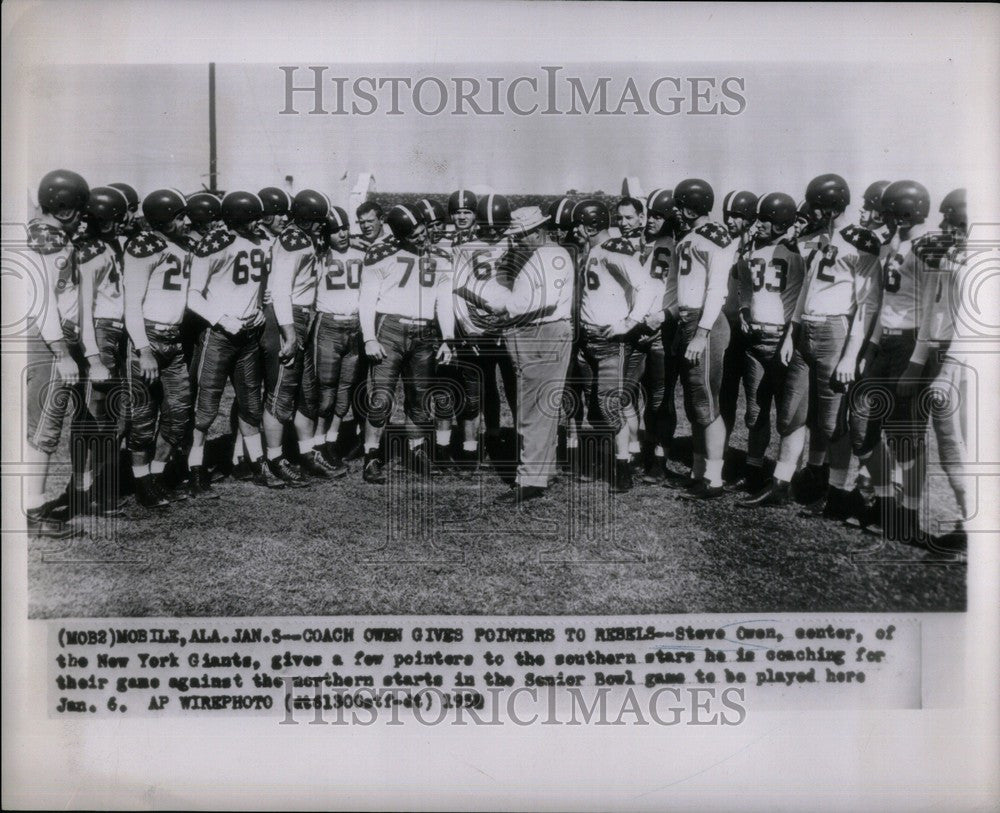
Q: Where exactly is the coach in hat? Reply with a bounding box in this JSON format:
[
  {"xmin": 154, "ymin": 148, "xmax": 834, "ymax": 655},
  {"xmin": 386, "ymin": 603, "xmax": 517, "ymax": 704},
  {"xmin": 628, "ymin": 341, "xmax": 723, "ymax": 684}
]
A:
[{"xmin": 492, "ymin": 206, "xmax": 575, "ymax": 504}]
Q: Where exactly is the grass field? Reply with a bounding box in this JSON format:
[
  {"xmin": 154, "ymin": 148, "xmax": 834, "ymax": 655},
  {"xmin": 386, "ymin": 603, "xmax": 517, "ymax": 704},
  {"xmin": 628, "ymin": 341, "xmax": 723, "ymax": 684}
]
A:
[{"xmin": 27, "ymin": 381, "xmax": 966, "ymax": 618}]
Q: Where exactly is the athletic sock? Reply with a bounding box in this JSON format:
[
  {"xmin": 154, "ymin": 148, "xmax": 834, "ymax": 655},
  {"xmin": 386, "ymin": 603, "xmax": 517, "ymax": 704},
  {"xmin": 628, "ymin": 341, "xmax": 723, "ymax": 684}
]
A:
[
  {"xmin": 705, "ymin": 458, "xmax": 724, "ymax": 487},
  {"xmin": 188, "ymin": 446, "xmax": 204, "ymax": 468},
  {"xmin": 312, "ymin": 433, "xmax": 326, "ymax": 449},
  {"xmin": 829, "ymin": 466, "xmax": 850, "ymax": 491},
  {"xmin": 773, "ymin": 460, "xmax": 796, "ymax": 484},
  {"xmin": 436, "ymin": 429, "xmax": 450, "ymax": 446},
  {"xmin": 132, "ymin": 463, "xmax": 150, "ymax": 479},
  {"xmin": 298, "ymin": 437, "xmax": 314, "ymax": 456},
  {"xmin": 628, "ymin": 440, "xmax": 641, "ymax": 455},
  {"xmin": 267, "ymin": 446, "xmax": 283, "ymax": 461},
  {"xmin": 243, "ymin": 433, "xmax": 264, "ymax": 462},
  {"xmin": 463, "ymin": 440, "xmax": 478, "ymax": 452},
  {"xmin": 150, "ymin": 460, "xmax": 167, "ymax": 475}
]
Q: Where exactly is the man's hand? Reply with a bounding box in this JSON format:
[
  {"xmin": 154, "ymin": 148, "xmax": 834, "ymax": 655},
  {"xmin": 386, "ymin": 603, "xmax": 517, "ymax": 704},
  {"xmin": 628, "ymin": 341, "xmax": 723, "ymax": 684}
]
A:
[
  {"xmin": 644, "ymin": 310, "xmax": 665, "ymax": 332},
  {"xmin": 278, "ymin": 324, "xmax": 298, "ymax": 366},
  {"xmin": 738, "ymin": 308, "xmax": 753, "ymax": 336},
  {"xmin": 137, "ymin": 346, "xmax": 159, "ymax": 383},
  {"xmin": 56, "ymin": 352, "xmax": 80, "ymax": 385},
  {"xmin": 834, "ymin": 353, "xmax": 858, "ymax": 387},
  {"xmin": 217, "ymin": 315, "xmax": 244, "ymax": 335},
  {"xmin": 602, "ymin": 317, "xmax": 635, "ymax": 339},
  {"xmin": 436, "ymin": 341, "xmax": 453, "ymax": 365},
  {"xmin": 685, "ymin": 329, "xmax": 709, "ymax": 364},
  {"xmin": 365, "ymin": 339, "xmax": 386, "ymax": 362},
  {"xmin": 779, "ymin": 334, "xmax": 795, "ymax": 366},
  {"xmin": 244, "ymin": 309, "xmax": 265, "ymax": 330},
  {"xmin": 87, "ymin": 354, "xmax": 111, "ymax": 384},
  {"xmin": 896, "ymin": 360, "xmax": 925, "ymax": 398}
]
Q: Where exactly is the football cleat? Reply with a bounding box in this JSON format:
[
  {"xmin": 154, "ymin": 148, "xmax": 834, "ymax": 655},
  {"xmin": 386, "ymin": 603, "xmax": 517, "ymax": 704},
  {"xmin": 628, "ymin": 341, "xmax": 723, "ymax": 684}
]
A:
[
  {"xmin": 221, "ymin": 191, "xmax": 264, "ymax": 229},
  {"xmin": 881, "ymin": 180, "xmax": 930, "ymax": 226},
  {"xmin": 186, "ymin": 192, "xmax": 222, "ymax": 232},
  {"xmin": 433, "ymin": 444, "xmax": 455, "ymax": 476},
  {"xmin": 268, "ymin": 457, "xmax": 309, "ymax": 488},
  {"xmin": 673, "ymin": 179, "xmax": 715, "ymax": 217},
  {"xmin": 641, "ymin": 456, "xmax": 667, "ymax": 484},
  {"xmin": 610, "ymin": 459, "xmax": 634, "ymax": 494},
  {"xmin": 725, "ymin": 465, "xmax": 766, "ymax": 494},
  {"xmin": 187, "ymin": 466, "xmax": 219, "ymax": 500},
  {"xmin": 37, "ymin": 169, "xmax": 89, "ymax": 217},
  {"xmin": 495, "ymin": 485, "xmax": 547, "ymax": 506},
  {"xmin": 289, "ymin": 189, "xmax": 329, "ymax": 223},
  {"xmin": 142, "ymin": 189, "xmax": 187, "ymax": 228},
  {"xmin": 299, "ymin": 450, "xmax": 334, "ymax": 479},
  {"xmin": 805, "ymin": 174, "xmax": 850, "ymax": 213},
  {"xmin": 316, "ymin": 444, "xmax": 348, "ymax": 478},
  {"xmin": 155, "ymin": 473, "xmax": 189, "ymax": 503},
  {"xmin": 26, "ymin": 508, "xmax": 75, "ymax": 540},
  {"xmin": 362, "ymin": 452, "xmax": 386, "ymax": 484},
  {"xmin": 817, "ymin": 486, "xmax": 853, "ymax": 521},
  {"xmin": 251, "ymin": 458, "xmax": 286, "ymax": 489},
  {"xmin": 134, "ymin": 475, "xmax": 170, "ymax": 509},
  {"xmin": 681, "ymin": 480, "xmax": 725, "ymax": 501},
  {"xmin": 741, "ymin": 479, "xmax": 791, "ymax": 507}
]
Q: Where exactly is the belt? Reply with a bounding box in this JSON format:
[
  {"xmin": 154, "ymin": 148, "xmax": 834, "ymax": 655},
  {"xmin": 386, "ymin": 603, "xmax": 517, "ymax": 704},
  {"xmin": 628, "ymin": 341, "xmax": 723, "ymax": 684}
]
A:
[
  {"xmin": 801, "ymin": 313, "xmax": 846, "ymax": 323},
  {"xmin": 752, "ymin": 322, "xmax": 785, "ymax": 334},
  {"xmin": 95, "ymin": 318, "xmax": 124, "ymax": 329},
  {"xmin": 678, "ymin": 307, "xmax": 701, "ymax": 316},
  {"xmin": 318, "ymin": 312, "xmax": 359, "ymax": 322},
  {"xmin": 144, "ymin": 320, "xmax": 181, "ymax": 334},
  {"xmin": 395, "ymin": 316, "xmax": 433, "ymax": 326},
  {"xmin": 880, "ymin": 327, "xmax": 916, "ymax": 336}
]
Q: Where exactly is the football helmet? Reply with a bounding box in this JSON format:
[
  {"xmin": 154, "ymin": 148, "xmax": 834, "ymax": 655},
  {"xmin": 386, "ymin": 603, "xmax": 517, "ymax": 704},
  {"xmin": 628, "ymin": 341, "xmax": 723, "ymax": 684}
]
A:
[
  {"xmin": 939, "ymin": 188, "xmax": 967, "ymax": 231},
  {"xmin": 646, "ymin": 188, "xmax": 675, "ymax": 218},
  {"xmin": 221, "ymin": 191, "xmax": 264, "ymax": 229},
  {"xmin": 326, "ymin": 205, "xmax": 350, "ymax": 233},
  {"xmin": 881, "ymin": 180, "xmax": 930, "ymax": 226},
  {"xmin": 85, "ymin": 186, "xmax": 130, "ymax": 228},
  {"xmin": 289, "ymin": 189, "xmax": 329, "ymax": 223},
  {"xmin": 755, "ymin": 192, "xmax": 798, "ymax": 233},
  {"xmin": 862, "ymin": 180, "xmax": 891, "ymax": 213},
  {"xmin": 37, "ymin": 169, "xmax": 89, "ymax": 217},
  {"xmin": 573, "ymin": 199, "xmax": 611, "ymax": 233},
  {"xmin": 386, "ymin": 204, "xmax": 424, "ymax": 241},
  {"xmin": 186, "ymin": 192, "xmax": 222, "ymax": 230},
  {"xmin": 142, "ymin": 188, "xmax": 187, "ymax": 228},
  {"xmin": 415, "ymin": 198, "xmax": 447, "ymax": 225},
  {"xmin": 548, "ymin": 197, "xmax": 576, "ymax": 231},
  {"xmin": 673, "ymin": 179, "xmax": 714, "ymax": 218},
  {"xmin": 477, "ymin": 193, "xmax": 512, "ymax": 230},
  {"xmin": 258, "ymin": 187, "xmax": 291, "ymax": 217},
  {"xmin": 108, "ymin": 182, "xmax": 140, "ymax": 213},
  {"xmin": 448, "ymin": 189, "xmax": 478, "ymax": 215},
  {"xmin": 805, "ymin": 173, "xmax": 850, "ymax": 213},
  {"xmin": 723, "ymin": 190, "xmax": 758, "ymax": 221}
]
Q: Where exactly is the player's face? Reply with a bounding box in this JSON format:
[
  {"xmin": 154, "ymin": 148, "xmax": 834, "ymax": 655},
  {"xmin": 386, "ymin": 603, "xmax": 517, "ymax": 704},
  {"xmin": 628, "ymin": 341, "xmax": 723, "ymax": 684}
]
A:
[
  {"xmin": 409, "ymin": 223, "xmax": 430, "ymax": 249},
  {"xmin": 679, "ymin": 206, "xmax": 700, "ymax": 224},
  {"xmin": 860, "ymin": 206, "xmax": 883, "ymax": 229},
  {"xmin": 618, "ymin": 206, "xmax": 644, "ymax": 235},
  {"xmin": 452, "ymin": 209, "xmax": 475, "ymax": 230},
  {"xmin": 163, "ymin": 214, "xmax": 185, "ymax": 235},
  {"xmin": 358, "ymin": 211, "xmax": 382, "ymax": 240},
  {"xmin": 428, "ymin": 220, "xmax": 445, "ymax": 242},
  {"xmin": 330, "ymin": 227, "xmax": 350, "ymax": 251},
  {"xmin": 53, "ymin": 207, "xmax": 82, "ymax": 229},
  {"xmin": 646, "ymin": 212, "xmax": 666, "ymax": 239},
  {"xmin": 724, "ymin": 214, "xmax": 748, "ymax": 236}
]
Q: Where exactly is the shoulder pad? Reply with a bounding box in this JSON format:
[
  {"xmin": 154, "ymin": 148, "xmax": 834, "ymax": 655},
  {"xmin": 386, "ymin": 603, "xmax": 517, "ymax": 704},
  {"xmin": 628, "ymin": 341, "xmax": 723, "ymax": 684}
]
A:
[
  {"xmin": 600, "ymin": 237, "xmax": 637, "ymax": 256},
  {"xmin": 364, "ymin": 238, "xmax": 401, "ymax": 266},
  {"xmin": 73, "ymin": 236, "xmax": 107, "ymax": 264},
  {"xmin": 193, "ymin": 227, "xmax": 236, "ymax": 258},
  {"xmin": 838, "ymin": 224, "xmax": 881, "ymax": 255},
  {"xmin": 694, "ymin": 222, "xmax": 733, "ymax": 247},
  {"xmin": 912, "ymin": 232, "xmax": 954, "ymax": 270},
  {"xmin": 26, "ymin": 221, "xmax": 69, "ymax": 255},
  {"xmin": 452, "ymin": 232, "xmax": 473, "ymax": 247},
  {"xmin": 279, "ymin": 225, "xmax": 313, "ymax": 252},
  {"xmin": 429, "ymin": 246, "xmax": 452, "ymax": 262},
  {"xmin": 125, "ymin": 231, "xmax": 168, "ymax": 258}
]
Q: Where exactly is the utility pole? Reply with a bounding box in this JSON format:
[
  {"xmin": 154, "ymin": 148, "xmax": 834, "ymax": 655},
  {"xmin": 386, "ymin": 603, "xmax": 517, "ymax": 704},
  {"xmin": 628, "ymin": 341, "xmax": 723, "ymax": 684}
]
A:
[{"xmin": 208, "ymin": 62, "xmax": 218, "ymax": 192}]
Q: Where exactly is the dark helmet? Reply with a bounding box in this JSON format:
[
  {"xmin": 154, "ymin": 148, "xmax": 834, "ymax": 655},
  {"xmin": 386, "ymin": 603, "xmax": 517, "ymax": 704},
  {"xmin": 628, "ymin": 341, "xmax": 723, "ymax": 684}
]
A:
[
  {"xmin": 142, "ymin": 188, "xmax": 187, "ymax": 228},
  {"xmin": 85, "ymin": 186, "xmax": 130, "ymax": 226},
  {"xmin": 673, "ymin": 178, "xmax": 715, "ymax": 217},
  {"xmin": 289, "ymin": 188, "xmax": 329, "ymax": 223},
  {"xmin": 862, "ymin": 180, "xmax": 891, "ymax": 213},
  {"xmin": 755, "ymin": 192, "xmax": 798, "ymax": 232},
  {"xmin": 326, "ymin": 205, "xmax": 350, "ymax": 234},
  {"xmin": 186, "ymin": 192, "xmax": 222, "ymax": 230},
  {"xmin": 805, "ymin": 173, "xmax": 850, "ymax": 212},
  {"xmin": 386, "ymin": 204, "xmax": 424, "ymax": 241},
  {"xmin": 477, "ymin": 193, "xmax": 511, "ymax": 229},
  {"xmin": 108, "ymin": 182, "xmax": 140, "ymax": 213},
  {"xmin": 258, "ymin": 187, "xmax": 291, "ymax": 217},
  {"xmin": 448, "ymin": 189, "xmax": 478, "ymax": 215},
  {"xmin": 939, "ymin": 188, "xmax": 967, "ymax": 231},
  {"xmin": 415, "ymin": 198, "xmax": 447, "ymax": 226},
  {"xmin": 38, "ymin": 169, "xmax": 89, "ymax": 215},
  {"xmin": 220, "ymin": 191, "xmax": 263, "ymax": 229},
  {"xmin": 548, "ymin": 197, "xmax": 576, "ymax": 231},
  {"xmin": 722, "ymin": 190, "xmax": 758, "ymax": 222},
  {"xmin": 646, "ymin": 188, "xmax": 675, "ymax": 219},
  {"xmin": 882, "ymin": 180, "xmax": 930, "ymax": 225},
  {"xmin": 573, "ymin": 199, "xmax": 610, "ymax": 232}
]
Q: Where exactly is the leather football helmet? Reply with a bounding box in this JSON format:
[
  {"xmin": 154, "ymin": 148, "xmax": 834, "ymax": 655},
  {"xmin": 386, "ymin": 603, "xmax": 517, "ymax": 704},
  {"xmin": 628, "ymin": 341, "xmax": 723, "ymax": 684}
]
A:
[
  {"xmin": 258, "ymin": 187, "xmax": 291, "ymax": 217},
  {"xmin": 805, "ymin": 173, "xmax": 850, "ymax": 213},
  {"xmin": 646, "ymin": 188, "xmax": 675, "ymax": 219},
  {"xmin": 548, "ymin": 197, "xmax": 576, "ymax": 231},
  {"xmin": 386, "ymin": 204, "xmax": 424, "ymax": 241},
  {"xmin": 448, "ymin": 189, "xmax": 478, "ymax": 215},
  {"xmin": 186, "ymin": 192, "xmax": 222, "ymax": 230},
  {"xmin": 85, "ymin": 186, "xmax": 130, "ymax": 227},
  {"xmin": 673, "ymin": 179, "xmax": 714, "ymax": 217},
  {"xmin": 723, "ymin": 190, "xmax": 758, "ymax": 221},
  {"xmin": 38, "ymin": 169, "xmax": 89, "ymax": 217},
  {"xmin": 862, "ymin": 180, "xmax": 891, "ymax": 213},
  {"xmin": 477, "ymin": 193, "xmax": 511, "ymax": 229},
  {"xmin": 755, "ymin": 192, "xmax": 798, "ymax": 232},
  {"xmin": 938, "ymin": 188, "xmax": 967, "ymax": 231},
  {"xmin": 573, "ymin": 199, "xmax": 611, "ymax": 233},
  {"xmin": 415, "ymin": 198, "xmax": 447, "ymax": 225},
  {"xmin": 142, "ymin": 188, "xmax": 187, "ymax": 228},
  {"xmin": 221, "ymin": 191, "xmax": 264, "ymax": 229},
  {"xmin": 881, "ymin": 180, "xmax": 930, "ymax": 225},
  {"xmin": 326, "ymin": 205, "xmax": 350, "ymax": 233},
  {"xmin": 289, "ymin": 189, "xmax": 329, "ymax": 223},
  {"xmin": 108, "ymin": 182, "xmax": 139, "ymax": 213}
]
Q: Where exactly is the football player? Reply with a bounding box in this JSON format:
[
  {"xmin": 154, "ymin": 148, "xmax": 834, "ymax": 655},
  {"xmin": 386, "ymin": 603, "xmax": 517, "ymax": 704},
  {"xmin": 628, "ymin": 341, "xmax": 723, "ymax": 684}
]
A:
[
  {"xmin": 447, "ymin": 193, "xmax": 519, "ymax": 470},
  {"xmin": 355, "ymin": 201, "xmax": 391, "ymax": 249},
  {"xmin": 258, "ymin": 187, "xmax": 291, "ymax": 240},
  {"xmin": 358, "ymin": 204, "xmax": 455, "ymax": 483},
  {"xmin": 897, "ymin": 188, "xmax": 970, "ymax": 558},
  {"xmin": 73, "ymin": 185, "xmax": 131, "ymax": 515},
  {"xmin": 665, "ymin": 178, "xmax": 738, "ymax": 499},
  {"xmin": 575, "ymin": 199, "xmax": 659, "ymax": 493},
  {"xmin": 123, "ymin": 189, "xmax": 200, "ymax": 508},
  {"xmin": 109, "ymin": 182, "xmax": 142, "ymax": 243},
  {"xmin": 719, "ymin": 190, "xmax": 758, "ymax": 487},
  {"xmin": 736, "ymin": 193, "xmax": 808, "ymax": 506},
  {"xmin": 260, "ymin": 188, "xmax": 333, "ymax": 484},
  {"xmin": 23, "ymin": 170, "xmax": 90, "ymax": 538},
  {"xmin": 789, "ymin": 174, "xmax": 881, "ymax": 521},
  {"xmin": 187, "ymin": 191, "xmax": 282, "ymax": 492},
  {"xmin": 850, "ymin": 180, "xmax": 934, "ymax": 539},
  {"xmin": 449, "ymin": 189, "xmax": 478, "ymax": 246},
  {"xmin": 312, "ymin": 205, "xmax": 365, "ymax": 476},
  {"xmin": 859, "ymin": 180, "xmax": 893, "ymax": 244},
  {"xmin": 415, "ymin": 198, "xmax": 450, "ymax": 246},
  {"xmin": 185, "ymin": 192, "xmax": 222, "ymax": 244}
]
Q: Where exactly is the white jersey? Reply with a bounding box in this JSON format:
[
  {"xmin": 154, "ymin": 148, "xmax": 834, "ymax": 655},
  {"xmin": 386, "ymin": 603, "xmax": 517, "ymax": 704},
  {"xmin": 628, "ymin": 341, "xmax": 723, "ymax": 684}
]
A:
[
  {"xmin": 122, "ymin": 230, "xmax": 196, "ymax": 348},
  {"xmin": 795, "ymin": 222, "xmax": 881, "ymax": 320},
  {"xmin": 878, "ymin": 223, "xmax": 938, "ymax": 331},
  {"xmin": 580, "ymin": 236, "xmax": 657, "ymax": 326},
  {"xmin": 268, "ymin": 223, "xmax": 321, "ymax": 322},
  {"xmin": 316, "ymin": 245, "xmax": 366, "ymax": 316},
  {"xmin": 452, "ymin": 237, "xmax": 512, "ymax": 336},
  {"xmin": 188, "ymin": 226, "xmax": 269, "ymax": 324},
  {"xmin": 671, "ymin": 221, "xmax": 738, "ymax": 330},
  {"xmin": 738, "ymin": 237, "xmax": 805, "ymax": 326},
  {"xmin": 74, "ymin": 234, "xmax": 124, "ymax": 356}
]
